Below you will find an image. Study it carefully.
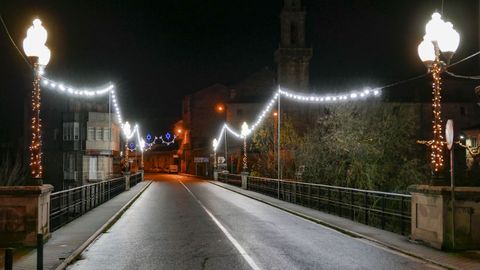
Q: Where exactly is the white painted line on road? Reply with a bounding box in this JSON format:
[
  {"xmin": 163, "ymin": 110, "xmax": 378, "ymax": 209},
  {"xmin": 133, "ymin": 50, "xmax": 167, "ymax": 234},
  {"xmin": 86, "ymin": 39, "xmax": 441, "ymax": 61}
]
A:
[{"xmin": 178, "ymin": 179, "xmax": 262, "ymax": 270}]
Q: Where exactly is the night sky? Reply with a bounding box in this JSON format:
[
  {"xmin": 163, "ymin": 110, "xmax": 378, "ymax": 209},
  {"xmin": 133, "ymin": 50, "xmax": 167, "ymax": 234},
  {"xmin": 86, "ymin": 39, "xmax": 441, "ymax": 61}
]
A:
[{"xmin": 0, "ymin": 0, "xmax": 479, "ymax": 142}]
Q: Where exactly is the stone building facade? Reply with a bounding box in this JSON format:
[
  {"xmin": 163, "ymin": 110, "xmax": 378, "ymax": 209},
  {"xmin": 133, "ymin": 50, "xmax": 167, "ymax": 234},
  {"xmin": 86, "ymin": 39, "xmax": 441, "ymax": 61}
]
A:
[{"xmin": 274, "ymin": 0, "xmax": 312, "ymax": 91}]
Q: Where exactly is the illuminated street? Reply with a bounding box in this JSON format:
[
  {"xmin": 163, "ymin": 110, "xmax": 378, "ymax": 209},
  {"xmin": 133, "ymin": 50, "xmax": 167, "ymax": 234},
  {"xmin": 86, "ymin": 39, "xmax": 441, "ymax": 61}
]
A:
[
  {"xmin": 69, "ymin": 174, "xmax": 442, "ymax": 270},
  {"xmin": 2, "ymin": 2, "xmax": 480, "ymax": 269}
]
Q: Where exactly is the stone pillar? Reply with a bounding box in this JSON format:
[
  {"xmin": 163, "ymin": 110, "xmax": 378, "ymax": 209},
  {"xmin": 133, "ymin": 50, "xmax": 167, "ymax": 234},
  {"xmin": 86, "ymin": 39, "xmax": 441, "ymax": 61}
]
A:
[
  {"xmin": 0, "ymin": 184, "xmax": 53, "ymax": 247},
  {"xmin": 241, "ymin": 172, "xmax": 249, "ymax": 190},
  {"xmin": 409, "ymin": 185, "xmax": 480, "ymax": 250},
  {"xmin": 213, "ymin": 170, "xmax": 218, "ymax": 181}
]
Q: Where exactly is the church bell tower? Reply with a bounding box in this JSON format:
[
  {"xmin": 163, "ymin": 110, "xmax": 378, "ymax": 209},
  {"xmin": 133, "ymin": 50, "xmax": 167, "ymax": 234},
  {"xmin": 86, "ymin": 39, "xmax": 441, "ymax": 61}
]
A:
[{"xmin": 274, "ymin": 0, "xmax": 312, "ymax": 91}]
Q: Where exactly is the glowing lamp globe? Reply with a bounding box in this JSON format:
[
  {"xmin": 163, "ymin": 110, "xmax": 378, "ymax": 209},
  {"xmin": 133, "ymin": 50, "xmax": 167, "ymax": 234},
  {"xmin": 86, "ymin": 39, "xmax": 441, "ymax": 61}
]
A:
[
  {"xmin": 122, "ymin": 121, "xmax": 131, "ymax": 137},
  {"xmin": 425, "ymin": 12, "xmax": 445, "ymax": 44},
  {"xmin": 241, "ymin": 122, "xmax": 249, "ymax": 137},
  {"xmin": 212, "ymin": 138, "xmax": 218, "ymax": 149},
  {"xmin": 417, "ymin": 39, "xmax": 435, "ymax": 66},
  {"xmin": 23, "ymin": 19, "xmax": 51, "ymax": 66},
  {"xmin": 139, "ymin": 138, "xmax": 146, "ymax": 151},
  {"xmin": 437, "ymin": 22, "xmax": 460, "ymax": 61}
]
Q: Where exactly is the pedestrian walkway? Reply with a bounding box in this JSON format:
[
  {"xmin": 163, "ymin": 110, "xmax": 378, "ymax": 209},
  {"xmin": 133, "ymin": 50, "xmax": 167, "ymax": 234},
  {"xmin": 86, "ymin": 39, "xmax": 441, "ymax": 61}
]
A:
[
  {"xmin": 8, "ymin": 181, "xmax": 151, "ymax": 270},
  {"xmin": 210, "ymin": 180, "xmax": 480, "ymax": 270}
]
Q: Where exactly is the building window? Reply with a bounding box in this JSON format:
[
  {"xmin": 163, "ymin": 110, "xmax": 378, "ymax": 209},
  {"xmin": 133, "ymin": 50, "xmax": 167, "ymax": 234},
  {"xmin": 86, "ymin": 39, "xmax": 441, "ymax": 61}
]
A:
[
  {"xmin": 95, "ymin": 128, "xmax": 102, "ymax": 141},
  {"xmin": 73, "ymin": 123, "xmax": 79, "ymax": 141},
  {"xmin": 63, "ymin": 152, "xmax": 75, "ymax": 171},
  {"xmin": 63, "ymin": 122, "xmax": 79, "ymax": 141},
  {"xmin": 54, "ymin": 128, "xmax": 59, "ymax": 141},
  {"xmin": 290, "ymin": 23, "xmax": 298, "ymax": 46},
  {"xmin": 103, "ymin": 128, "xmax": 110, "ymax": 141},
  {"xmin": 88, "ymin": 127, "xmax": 95, "ymax": 141}
]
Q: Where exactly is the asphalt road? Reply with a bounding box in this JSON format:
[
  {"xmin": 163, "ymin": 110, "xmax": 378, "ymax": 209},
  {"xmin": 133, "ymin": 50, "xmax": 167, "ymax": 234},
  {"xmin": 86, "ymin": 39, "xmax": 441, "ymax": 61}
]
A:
[{"xmin": 69, "ymin": 174, "xmax": 443, "ymax": 270}]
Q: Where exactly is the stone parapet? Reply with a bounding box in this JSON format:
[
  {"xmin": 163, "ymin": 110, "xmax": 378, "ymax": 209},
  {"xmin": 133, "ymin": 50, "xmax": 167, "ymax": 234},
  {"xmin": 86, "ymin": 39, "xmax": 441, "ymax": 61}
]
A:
[
  {"xmin": 409, "ymin": 185, "xmax": 480, "ymax": 250},
  {"xmin": 0, "ymin": 184, "xmax": 53, "ymax": 247}
]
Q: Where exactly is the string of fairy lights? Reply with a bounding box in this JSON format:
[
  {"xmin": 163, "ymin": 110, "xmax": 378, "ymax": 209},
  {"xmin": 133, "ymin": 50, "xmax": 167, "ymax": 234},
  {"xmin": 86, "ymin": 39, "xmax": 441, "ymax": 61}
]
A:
[
  {"xmin": 212, "ymin": 86, "xmax": 381, "ymax": 151},
  {"xmin": 430, "ymin": 61, "xmax": 445, "ymax": 173},
  {"xmin": 30, "ymin": 63, "xmax": 43, "ymax": 178},
  {"xmin": 40, "ymin": 75, "xmax": 146, "ymax": 157},
  {"xmin": 132, "ymin": 132, "xmax": 177, "ymax": 151}
]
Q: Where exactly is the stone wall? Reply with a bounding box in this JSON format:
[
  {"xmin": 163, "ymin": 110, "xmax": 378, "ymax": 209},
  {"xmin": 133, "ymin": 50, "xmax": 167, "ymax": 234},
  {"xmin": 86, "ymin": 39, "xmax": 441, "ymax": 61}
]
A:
[{"xmin": 0, "ymin": 185, "xmax": 53, "ymax": 247}]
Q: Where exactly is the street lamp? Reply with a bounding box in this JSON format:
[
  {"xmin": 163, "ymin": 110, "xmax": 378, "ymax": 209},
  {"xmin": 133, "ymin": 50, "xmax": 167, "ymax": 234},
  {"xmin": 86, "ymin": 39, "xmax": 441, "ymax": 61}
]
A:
[
  {"xmin": 241, "ymin": 122, "xmax": 249, "ymax": 172},
  {"xmin": 215, "ymin": 104, "xmax": 228, "ymax": 171},
  {"xmin": 139, "ymin": 138, "xmax": 145, "ymax": 171},
  {"xmin": 23, "ymin": 18, "xmax": 51, "ymax": 183},
  {"xmin": 212, "ymin": 138, "xmax": 218, "ymax": 170},
  {"xmin": 417, "ymin": 12, "xmax": 459, "ymax": 178},
  {"xmin": 122, "ymin": 122, "xmax": 132, "ymax": 173}
]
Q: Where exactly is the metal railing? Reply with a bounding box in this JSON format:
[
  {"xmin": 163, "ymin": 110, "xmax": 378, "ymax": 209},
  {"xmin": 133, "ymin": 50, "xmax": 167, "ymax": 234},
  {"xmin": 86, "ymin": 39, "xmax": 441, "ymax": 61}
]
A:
[
  {"xmin": 130, "ymin": 172, "xmax": 143, "ymax": 187},
  {"xmin": 49, "ymin": 172, "xmax": 142, "ymax": 232},
  {"xmin": 218, "ymin": 173, "xmax": 411, "ymax": 235},
  {"xmin": 218, "ymin": 173, "xmax": 242, "ymax": 187}
]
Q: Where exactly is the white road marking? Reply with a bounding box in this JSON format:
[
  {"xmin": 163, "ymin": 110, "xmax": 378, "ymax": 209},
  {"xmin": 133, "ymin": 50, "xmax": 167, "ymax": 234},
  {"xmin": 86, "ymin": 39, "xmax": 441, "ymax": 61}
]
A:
[{"xmin": 178, "ymin": 179, "xmax": 262, "ymax": 270}]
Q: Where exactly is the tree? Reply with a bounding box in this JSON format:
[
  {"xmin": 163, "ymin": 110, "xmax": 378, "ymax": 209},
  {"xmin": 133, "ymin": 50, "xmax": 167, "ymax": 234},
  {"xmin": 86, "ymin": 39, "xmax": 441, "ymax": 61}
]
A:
[
  {"xmin": 0, "ymin": 147, "xmax": 28, "ymax": 186},
  {"xmin": 250, "ymin": 114, "xmax": 301, "ymax": 179},
  {"xmin": 297, "ymin": 102, "xmax": 429, "ymax": 192}
]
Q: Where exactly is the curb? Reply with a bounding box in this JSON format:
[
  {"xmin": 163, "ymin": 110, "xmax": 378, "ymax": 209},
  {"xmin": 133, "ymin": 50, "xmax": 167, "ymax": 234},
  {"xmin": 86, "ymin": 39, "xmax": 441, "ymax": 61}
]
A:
[
  {"xmin": 55, "ymin": 181, "xmax": 152, "ymax": 270},
  {"xmin": 208, "ymin": 181, "xmax": 455, "ymax": 270}
]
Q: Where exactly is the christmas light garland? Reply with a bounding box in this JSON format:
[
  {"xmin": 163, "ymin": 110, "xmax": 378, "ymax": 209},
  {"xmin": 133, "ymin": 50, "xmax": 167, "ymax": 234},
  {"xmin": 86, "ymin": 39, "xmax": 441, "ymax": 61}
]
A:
[
  {"xmin": 142, "ymin": 132, "xmax": 178, "ymax": 151},
  {"xmin": 41, "ymin": 77, "xmax": 122, "ymax": 124},
  {"xmin": 212, "ymin": 86, "xmax": 381, "ymax": 150}
]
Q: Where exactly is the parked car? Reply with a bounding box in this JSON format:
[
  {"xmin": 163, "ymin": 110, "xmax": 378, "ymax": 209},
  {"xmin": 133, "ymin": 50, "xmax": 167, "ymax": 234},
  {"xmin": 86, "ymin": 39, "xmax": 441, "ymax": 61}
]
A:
[{"xmin": 168, "ymin": 165, "xmax": 178, "ymax": 174}]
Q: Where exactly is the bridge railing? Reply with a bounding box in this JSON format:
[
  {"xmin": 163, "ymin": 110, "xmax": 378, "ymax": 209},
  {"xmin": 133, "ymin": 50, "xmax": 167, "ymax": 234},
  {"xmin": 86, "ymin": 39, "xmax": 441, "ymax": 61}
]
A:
[
  {"xmin": 218, "ymin": 173, "xmax": 411, "ymax": 236},
  {"xmin": 49, "ymin": 172, "xmax": 143, "ymax": 232},
  {"xmin": 218, "ymin": 173, "xmax": 242, "ymax": 187}
]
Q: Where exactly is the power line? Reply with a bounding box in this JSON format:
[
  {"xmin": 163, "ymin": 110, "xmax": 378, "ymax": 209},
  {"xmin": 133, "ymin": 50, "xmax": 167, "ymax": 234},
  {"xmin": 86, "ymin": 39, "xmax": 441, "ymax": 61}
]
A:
[
  {"xmin": 0, "ymin": 13, "xmax": 32, "ymax": 68},
  {"xmin": 445, "ymin": 71, "xmax": 480, "ymax": 80},
  {"xmin": 447, "ymin": 50, "xmax": 480, "ymax": 68}
]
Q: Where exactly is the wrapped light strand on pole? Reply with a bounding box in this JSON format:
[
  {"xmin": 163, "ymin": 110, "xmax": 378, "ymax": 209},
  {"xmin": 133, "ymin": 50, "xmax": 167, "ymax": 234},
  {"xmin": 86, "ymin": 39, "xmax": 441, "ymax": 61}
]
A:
[
  {"xmin": 23, "ymin": 19, "xmax": 51, "ymax": 183},
  {"xmin": 241, "ymin": 122, "xmax": 249, "ymax": 172},
  {"xmin": 417, "ymin": 12, "xmax": 460, "ymax": 179}
]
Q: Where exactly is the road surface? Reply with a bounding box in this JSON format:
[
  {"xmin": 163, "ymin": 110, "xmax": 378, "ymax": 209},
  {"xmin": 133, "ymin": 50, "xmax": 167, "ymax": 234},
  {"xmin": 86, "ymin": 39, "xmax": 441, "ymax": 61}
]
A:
[{"xmin": 69, "ymin": 174, "xmax": 443, "ymax": 270}]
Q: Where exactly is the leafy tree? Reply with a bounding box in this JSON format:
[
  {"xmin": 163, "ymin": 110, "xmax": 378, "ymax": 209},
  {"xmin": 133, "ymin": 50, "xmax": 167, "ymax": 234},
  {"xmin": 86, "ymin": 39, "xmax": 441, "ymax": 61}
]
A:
[
  {"xmin": 0, "ymin": 148, "xmax": 28, "ymax": 186},
  {"xmin": 298, "ymin": 102, "xmax": 429, "ymax": 192},
  {"xmin": 250, "ymin": 114, "xmax": 301, "ymax": 179}
]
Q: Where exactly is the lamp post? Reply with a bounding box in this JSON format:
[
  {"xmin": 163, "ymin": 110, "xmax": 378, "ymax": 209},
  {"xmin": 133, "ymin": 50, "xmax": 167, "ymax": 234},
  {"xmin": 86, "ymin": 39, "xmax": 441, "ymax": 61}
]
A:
[
  {"xmin": 212, "ymin": 139, "xmax": 218, "ymax": 170},
  {"xmin": 241, "ymin": 122, "xmax": 249, "ymax": 172},
  {"xmin": 23, "ymin": 19, "xmax": 51, "ymax": 184},
  {"xmin": 139, "ymin": 138, "xmax": 145, "ymax": 171},
  {"xmin": 122, "ymin": 122, "xmax": 132, "ymax": 173},
  {"xmin": 417, "ymin": 12, "xmax": 459, "ymax": 180},
  {"xmin": 216, "ymin": 104, "xmax": 228, "ymax": 171}
]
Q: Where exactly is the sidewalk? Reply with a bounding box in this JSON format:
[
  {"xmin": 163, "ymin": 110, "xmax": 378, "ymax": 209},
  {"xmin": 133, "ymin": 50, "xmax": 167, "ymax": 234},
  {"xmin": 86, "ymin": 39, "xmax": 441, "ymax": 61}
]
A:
[
  {"xmin": 210, "ymin": 180, "xmax": 480, "ymax": 270},
  {"xmin": 7, "ymin": 181, "xmax": 151, "ymax": 270}
]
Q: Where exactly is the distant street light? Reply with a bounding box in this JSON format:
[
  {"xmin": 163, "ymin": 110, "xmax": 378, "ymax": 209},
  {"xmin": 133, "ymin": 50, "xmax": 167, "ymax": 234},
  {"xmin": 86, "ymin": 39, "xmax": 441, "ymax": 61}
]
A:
[
  {"xmin": 216, "ymin": 104, "xmax": 225, "ymax": 113},
  {"xmin": 122, "ymin": 122, "xmax": 132, "ymax": 173},
  {"xmin": 241, "ymin": 122, "xmax": 249, "ymax": 172},
  {"xmin": 212, "ymin": 138, "xmax": 218, "ymax": 170},
  {"xmin": 139, "ymin": 138, "xmax": 145, "ymax": 171},
  {"xmin": 417, "ymin": 12, "xmax": 459, "ymax": 179},
  {"xmin": 215, "ymin": 103, "xmax": 229, "ymax": 171},
  {"xmin": 23, "ymin": 18, "xmax": 51, "ymax": 184}
]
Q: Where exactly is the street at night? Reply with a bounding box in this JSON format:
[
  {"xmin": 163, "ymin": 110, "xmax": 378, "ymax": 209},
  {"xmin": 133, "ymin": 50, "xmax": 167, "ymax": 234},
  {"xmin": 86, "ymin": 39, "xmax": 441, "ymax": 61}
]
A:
[
  {"xmin": 2, "ymin": 1, "xmax": 480, "ymax": 269},
  {"xmin": 68, "ymin": 174, "xmax": 441, "ymax": 270}
]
